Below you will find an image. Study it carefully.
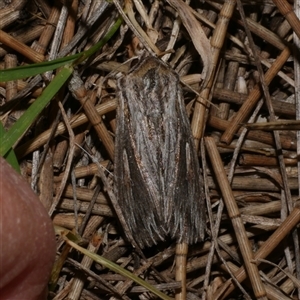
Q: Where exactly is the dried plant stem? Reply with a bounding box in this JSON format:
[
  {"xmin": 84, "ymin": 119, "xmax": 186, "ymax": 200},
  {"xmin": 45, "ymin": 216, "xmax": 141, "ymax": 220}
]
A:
[
  {"xmin": 214, "ymin": 203, "xmax": 300, "ymax": 299},
  {"xmin": 67, "ymin": 255, "xmax": 130, "ymax": 300},
  {"xmin": 239, "ymin": 154, "xmax": 297, "ymax": 166},
  {"xmin": 0, "ymin": 30, "xmax": 44, "ymax": 62},
  {"xmin": 191, "ymin": 0, "xmax": 237, "ymax": 150},
  {"xmin": 54, "ymin": 160, "xmax": 109, "ymax": 182},
  {"xmin": 205, "ymin": 137, "xmax": 268, "ymax": 300},
  {"xmin": 69, "ymin": 74, "xmax": 114, "ymax": 160},
  {"xmin": 213, "ymin": 88, "xmax": 295, "ymax": 117},
  {"xmin": 207, "ymin": 0, "xmax": 287, "ymax": 51},
  {"xmin": 175, "ymin": 243, "xmax": 188, "ymax": 300},
  {"xmin": 48, "ymin": 5, "xmax": 68, "ymax": 63},
  {"xmin": 4, "ymin": 54, "xmax": 17, "ymax": 101},
  {"xmin": 167, "ymin": 0, "xmax": 213, "ymax": 85},
  {"xmin": 0, "ymin": 25, "xmax": 44, "ymax": 57},
  {"xmin": 62, "ymin": 2, "xmax": 111, "ymax": 58},
  {"xmin": 112, "ymin": 0, "xmax": 160, "ymax": 55},
  {"xmin": 220, "ymin": 46, "xmax": 291, "ymax": 144},
  {"xmin": 110, "ymin": 260, "xmax": 154, "ymax": 299},
  {"xmin": 236, "ymin": 5, "xmax": 299, "ymax": 284},
  {"xmin": 15, "ymin": 100, "xmax": 117, "ymax": 158},
  {"xmin": 208, "ymin": 115, "xmax": 296, "ymax": 151},
  {"xmin": 224, "ymin": 262, "xmax": 293, "ymax": 300},
  {"xmin": 67, "ymin": 229, "xmax": 103, "ymax": 300},
  {"xmin": 272, "ymin": 0, "xmax": 300, "ymax": 40},
  {"xmin": 32, "ymin": 3, "xmax": 61, "ymax": 55},
  {"xmin": 60, "ymin": 0, "xmax": 78, "ymax": 47},
  {"xmin": 57, "ymin": 199, "xmax": 112, "ymax": 217},
  {"xmin": 245, "ymin": 120, "xmax": 300, "ymax": 130},
  {"xmin": 49, "ymin": 101, "xmax": 76, "ymax": 216}
]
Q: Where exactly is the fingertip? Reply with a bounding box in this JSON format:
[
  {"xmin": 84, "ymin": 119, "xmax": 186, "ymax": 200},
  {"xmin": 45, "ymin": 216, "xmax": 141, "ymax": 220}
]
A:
[{"xmin": 0, "ymin": 157, "xmax": 56, "ymax": 300}]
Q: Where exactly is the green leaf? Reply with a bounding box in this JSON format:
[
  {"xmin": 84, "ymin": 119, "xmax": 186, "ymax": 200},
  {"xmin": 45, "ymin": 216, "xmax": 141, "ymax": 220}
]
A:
[
  {"xmin": 0, "ymin": 54, "xmax": 81, "ymax": 82},
  {"xmin": 0, "ymin": 66, "xmax": 73, "ymax": 156},
  {"xmin": 0, "ymin": 122, "xmax": 20, "ymax": 172},
  {"xmin": 0, "ymin": 16, "xmax": 123, "ymax": 82},
  {"xmin": 0, "ymin": 16, "xmax": 123, "ymax": 158}
]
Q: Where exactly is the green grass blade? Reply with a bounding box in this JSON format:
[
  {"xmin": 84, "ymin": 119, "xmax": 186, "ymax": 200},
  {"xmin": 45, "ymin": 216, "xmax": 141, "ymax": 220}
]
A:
[
  {"xmin": 67, "ymin": 239, "xmax": 173, "ymax": 300},
  {"xmin": 0, "ymin": 54, "xmax": 81, "ymax": 82},
  {"xmin": 0, "ymin": 123, "xmax": 20, "ymax": 172},
  {"xmin": 74, "ymin": 16, "xmax": 123, "ymax": 65},
  {"xmin": 0, "ymin": 17, "xmax": 123, "ymax": 158},
  {"xmin": 0, "ymin": 66, "xmax": 73, "ymax": 156},
  {"xmin": 0, "ymin": 16, "xmax": 123, "ymax": 82}
]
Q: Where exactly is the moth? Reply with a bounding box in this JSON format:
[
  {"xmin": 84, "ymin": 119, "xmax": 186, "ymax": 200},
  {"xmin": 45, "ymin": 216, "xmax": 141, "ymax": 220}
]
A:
[{"xmin": 114, "ymin": 56, "xmax": 205, "ymax": 249}]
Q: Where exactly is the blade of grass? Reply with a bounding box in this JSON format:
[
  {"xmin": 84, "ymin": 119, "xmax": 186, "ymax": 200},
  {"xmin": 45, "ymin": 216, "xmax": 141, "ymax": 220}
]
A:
[
  {"xmin": 0, "ymin": 17, "xmax": 123, "ymax": 158},
  {"xmin": 0, "ymin": 16, "xmax": 123, "ymax": 82},
  {"xmin": 0, "ymin": 54, "xmax": 81, "ymax": 82},
  {"xmin": 66, "ymin": 238, "xmax": 173, "ymax": 300},
  {"xmin": 0, "ymin": 66, "xmax": 73, "ymax": 156},
  {"xmin": 74, "ymin": 16, "xmax": 123, "ymax": 65},
  {"xmin": 0, "ymin": 122, "xmax": 20, "ymax": 172}
]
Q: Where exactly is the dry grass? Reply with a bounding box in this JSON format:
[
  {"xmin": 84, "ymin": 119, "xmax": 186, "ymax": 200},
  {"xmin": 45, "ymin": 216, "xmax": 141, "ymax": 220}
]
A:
[{"xmin": 1, "ymin": 0, "xmax": 300, "ymax": 299}]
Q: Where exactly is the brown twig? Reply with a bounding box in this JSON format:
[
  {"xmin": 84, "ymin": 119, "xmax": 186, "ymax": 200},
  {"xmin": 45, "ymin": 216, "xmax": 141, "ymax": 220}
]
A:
[{"xmin": 205, "ymin": 136, "xmax": 268, "ymax": 299}]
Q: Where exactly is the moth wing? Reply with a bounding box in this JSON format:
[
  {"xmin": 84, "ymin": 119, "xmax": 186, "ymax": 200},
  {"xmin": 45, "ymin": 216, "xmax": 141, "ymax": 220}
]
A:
[
  {"xmin": 171, "ymin": 97, "xmax": 206, "ymax": 244},
  {"xmin": 114, "ymin": 93, "xmax": 166, "ymax": 248}
]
